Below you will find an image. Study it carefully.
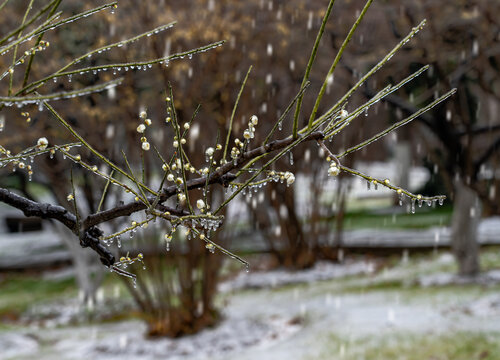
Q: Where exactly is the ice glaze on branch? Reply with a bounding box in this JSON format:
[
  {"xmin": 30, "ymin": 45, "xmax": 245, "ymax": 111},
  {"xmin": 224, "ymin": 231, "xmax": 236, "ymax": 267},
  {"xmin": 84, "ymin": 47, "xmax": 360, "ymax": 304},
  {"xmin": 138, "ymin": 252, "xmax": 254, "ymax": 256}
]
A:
[{"xmin": 83, "ymin": 131, "xmax": 325, "ymax": 229}]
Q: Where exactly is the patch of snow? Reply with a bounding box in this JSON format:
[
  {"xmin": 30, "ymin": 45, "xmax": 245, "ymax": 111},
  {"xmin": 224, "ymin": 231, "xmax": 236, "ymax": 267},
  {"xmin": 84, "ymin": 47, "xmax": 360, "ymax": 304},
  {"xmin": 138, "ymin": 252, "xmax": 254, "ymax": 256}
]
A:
[
  {"xmin": 419, "ymin": 270, "xmax": 500, "ymax": 287},
  {"xmin": 88, "ymin": 315, "xmax": 300, "ymax": 359},
  {"xmin": 463, "ymin": 294, "xmax": 500, "ymax": 317},
  {"xmin": 219, "ymin": 260, "xmax": 375, "ymax": 292},
  {"xmin": 0, "ymin": 333, "xmax": 39, "ymax": 359}
]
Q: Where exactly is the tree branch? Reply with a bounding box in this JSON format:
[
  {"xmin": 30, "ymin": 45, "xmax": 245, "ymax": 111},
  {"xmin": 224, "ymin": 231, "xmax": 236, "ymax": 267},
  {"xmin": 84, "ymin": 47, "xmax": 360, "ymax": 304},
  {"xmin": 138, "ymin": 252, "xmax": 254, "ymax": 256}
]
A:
[{"xmin": 0, "ymin": 187, "xmax": 115, "ymax": 266}]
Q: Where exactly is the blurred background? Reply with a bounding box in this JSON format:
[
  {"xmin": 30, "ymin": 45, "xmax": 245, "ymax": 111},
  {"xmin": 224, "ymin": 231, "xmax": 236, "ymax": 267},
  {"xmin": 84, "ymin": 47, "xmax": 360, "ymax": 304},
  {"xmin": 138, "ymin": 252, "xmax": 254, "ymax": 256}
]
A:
[{"xmin": 0, "ymin": 0, "xmax": 499, "ymax": 359}]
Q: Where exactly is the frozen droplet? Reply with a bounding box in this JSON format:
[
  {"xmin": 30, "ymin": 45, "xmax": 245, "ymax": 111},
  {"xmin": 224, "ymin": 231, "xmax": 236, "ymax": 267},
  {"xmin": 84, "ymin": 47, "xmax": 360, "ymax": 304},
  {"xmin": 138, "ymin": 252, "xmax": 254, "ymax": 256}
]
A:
[{"xmin": 411, "ymin": 199, "xmax": 416, "ymax": 214}]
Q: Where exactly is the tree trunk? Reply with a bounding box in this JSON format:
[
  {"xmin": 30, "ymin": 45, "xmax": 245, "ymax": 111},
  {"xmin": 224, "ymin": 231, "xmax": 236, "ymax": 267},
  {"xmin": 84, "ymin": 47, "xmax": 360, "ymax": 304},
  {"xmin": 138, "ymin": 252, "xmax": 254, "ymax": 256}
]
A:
[
  {"xmin": 52, "ymin": 223, "xmax": 105, "ymax": 306},
  {"xmin": 451, "ymin": 181, "xmax": 482, "ymax": 276}
]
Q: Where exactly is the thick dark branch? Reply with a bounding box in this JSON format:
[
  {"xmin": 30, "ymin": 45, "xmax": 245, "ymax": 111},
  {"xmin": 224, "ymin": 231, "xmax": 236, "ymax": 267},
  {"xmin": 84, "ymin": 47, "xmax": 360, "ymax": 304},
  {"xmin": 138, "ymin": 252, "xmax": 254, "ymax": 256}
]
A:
[
  {"xmin": 0, "ymin": 187, "xmax": 115, "ymax": 266},
  {"xmin": 0, "ymin": 188, "xmax": 75, "ymax": 229}
]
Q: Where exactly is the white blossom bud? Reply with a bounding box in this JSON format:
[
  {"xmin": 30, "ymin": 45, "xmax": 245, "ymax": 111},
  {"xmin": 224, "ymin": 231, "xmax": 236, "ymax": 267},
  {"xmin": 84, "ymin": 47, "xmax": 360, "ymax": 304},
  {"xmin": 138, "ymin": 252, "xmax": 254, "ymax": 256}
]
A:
[
  {"xmin": 142, "ymin": 142, "xmax": 150, "ymax": 151},
  {"xmin": 284, "ymin": 172, "xmax": 295, "ymax": 185},
  {"xmin": 167, "ymin": 174, "xmax": 174, "ymax": 182},
  {"xmin": 144, "ymin": 119, "xmax": 152, "ymax": 126},
  {"xmin": 196, "ymin": 199, "xmax": 206, "ymax": 209},
  {"xmin": 251, "ymin": 115, "xmax": 258, "ymax": 125},
  {"xmin": 36, "ymin": 137, "xmax": 49, "ymax": 150},
  {"xmin": 139, "ymin": 111, "xmax": 147, "ymax": 120},
  {"xmin": 328, "ymin": 164, "xmax": 340, "ymax": 177},
  {"xmin": 137, "ymin": 124, "xmax": 146, "ymax": 133},
  {"xmin": 183, "ymin": 123, "xmax": 190, "ymax": 130}
]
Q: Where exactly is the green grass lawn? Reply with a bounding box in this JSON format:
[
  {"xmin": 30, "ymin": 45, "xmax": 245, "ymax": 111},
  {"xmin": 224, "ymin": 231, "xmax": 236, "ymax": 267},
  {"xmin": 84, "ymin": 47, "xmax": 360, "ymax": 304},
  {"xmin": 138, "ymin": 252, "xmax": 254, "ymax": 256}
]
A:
[
  {"xmin": 311, "ymin": 331, "xmax": 500, "ymax": 360},
  {"xmin": 341, "ymin": 204, "xmax": 452, "ymax": 230},
  {"xmin": 0, "ymin": 274, "xmax": 76, "ymax": 320}
]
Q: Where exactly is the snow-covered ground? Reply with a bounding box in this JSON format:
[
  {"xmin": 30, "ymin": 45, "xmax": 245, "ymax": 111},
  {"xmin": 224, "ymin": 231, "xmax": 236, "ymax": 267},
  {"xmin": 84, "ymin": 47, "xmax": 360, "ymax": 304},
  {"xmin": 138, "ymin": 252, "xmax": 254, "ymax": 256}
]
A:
[{"xmin": 2, "ymin": 254, "xmax": 500, "ymax": 360}]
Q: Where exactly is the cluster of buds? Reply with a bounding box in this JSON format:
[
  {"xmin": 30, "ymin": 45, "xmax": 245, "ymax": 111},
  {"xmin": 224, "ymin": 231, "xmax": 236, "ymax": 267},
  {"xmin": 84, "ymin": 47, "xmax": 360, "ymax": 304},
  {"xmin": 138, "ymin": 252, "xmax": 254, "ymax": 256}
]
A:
[
  {"xmin": 10, "ymin": 41, "xmax": 50, "ymax": 72},
  {"xmin": 204, "ymin": 144, "xmax": 222, "ymax": 164},
  {"xmin": 172, "ymin": 135, "xmax": 186, "ymax": 148},
  {"xmin": 163, "ymin": 224, "xmax": 179, "ymax": 251},
  {"xmin": 326, "ymin": 156, "xmax": 340, "ymax": 177},
  {"xmin": 116, "ymin": 252, "xmax": 145, "ymax": 269},
  {"xmin": 243, "ymin": 115, "xmax": 259, "ymax": 140},
  {"xmin": 21, "ymin": 112, "xmax": 31, "ymax": 123},
  {"xmin": 137, "ymin": 110, "xmax": 152, "ymax": 151},
  {"xmin": 230, "ymin": 144, "xmax": 241, "ymax": 162}
]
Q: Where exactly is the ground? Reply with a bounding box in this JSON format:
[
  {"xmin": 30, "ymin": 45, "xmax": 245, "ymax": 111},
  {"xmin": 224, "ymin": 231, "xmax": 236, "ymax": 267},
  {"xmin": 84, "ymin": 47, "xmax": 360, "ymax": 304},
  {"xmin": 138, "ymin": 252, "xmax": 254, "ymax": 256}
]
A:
[{"xmin": 1, "ymin": 249, "xmax": 500, "ymax": 360}]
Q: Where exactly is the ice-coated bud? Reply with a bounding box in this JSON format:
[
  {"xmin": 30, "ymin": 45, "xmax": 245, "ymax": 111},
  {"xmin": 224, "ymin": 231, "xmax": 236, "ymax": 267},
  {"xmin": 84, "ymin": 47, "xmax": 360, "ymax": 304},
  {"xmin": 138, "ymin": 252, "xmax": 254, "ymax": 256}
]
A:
[
  {"xmin": 205, "ymin": 147, "xmax": 214, "ymax": 157},
  {"xmin": 340, "ymin": 109, "xmax": 348, "ymax": 119}
]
